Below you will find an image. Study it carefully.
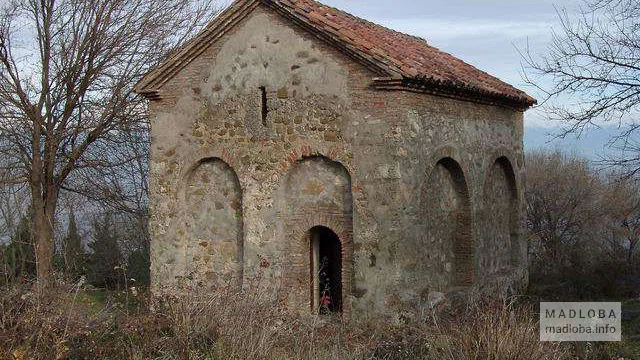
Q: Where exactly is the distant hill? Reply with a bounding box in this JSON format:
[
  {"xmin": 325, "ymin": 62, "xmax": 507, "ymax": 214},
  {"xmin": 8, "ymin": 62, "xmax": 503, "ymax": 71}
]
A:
[{"xmin": 524, "ymin": 125, "xmax": 622, "ymax": 161}]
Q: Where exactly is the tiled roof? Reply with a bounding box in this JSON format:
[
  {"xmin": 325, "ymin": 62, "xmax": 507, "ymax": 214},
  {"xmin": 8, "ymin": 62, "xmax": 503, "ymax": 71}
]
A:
[{"xmin": 135, "ymin": 0, "xmax": 536, "ymax": 109}]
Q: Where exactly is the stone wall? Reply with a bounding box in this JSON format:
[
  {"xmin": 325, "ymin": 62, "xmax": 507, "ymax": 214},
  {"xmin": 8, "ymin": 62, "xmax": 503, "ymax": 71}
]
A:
[
  {"xmin": 185, "ymin": 158, "xmax": 244, "ymax": 286},
  {"xmin": 147, "ymin": 4, "xmax": 528, "ymax": 320}
]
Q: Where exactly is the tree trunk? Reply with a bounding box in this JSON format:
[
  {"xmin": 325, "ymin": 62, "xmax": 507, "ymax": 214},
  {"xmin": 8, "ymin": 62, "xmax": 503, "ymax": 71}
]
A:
[
  {"xmin": 32, "ymin": 188, "xmax": 58, "ymax": 281},
  {"xmin": 30, "ymin": 128, "xmax": 59, "ymax": 281}
]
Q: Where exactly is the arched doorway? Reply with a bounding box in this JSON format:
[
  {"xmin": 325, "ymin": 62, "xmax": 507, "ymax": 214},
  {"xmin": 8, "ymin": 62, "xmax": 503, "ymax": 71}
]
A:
[{"xmin": 309, "ymin": 226, "xmax": 342, "ymax": 314}]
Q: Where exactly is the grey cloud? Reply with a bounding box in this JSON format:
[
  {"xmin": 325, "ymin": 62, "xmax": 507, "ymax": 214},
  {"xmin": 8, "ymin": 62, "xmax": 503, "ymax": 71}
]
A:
[{"xmin": 320, "ymin": 0, "xmax": 578, "ymax": 22}]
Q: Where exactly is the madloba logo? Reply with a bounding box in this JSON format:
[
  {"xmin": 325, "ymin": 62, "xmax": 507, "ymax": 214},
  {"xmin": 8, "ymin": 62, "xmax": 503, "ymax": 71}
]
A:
[
  {"xmin": 540, "ymin": 302, "xmax": 621, "ymax": 342},
  {"xmin": 544, "ymin": 308, "xmax": 618, "ymax": 319}
]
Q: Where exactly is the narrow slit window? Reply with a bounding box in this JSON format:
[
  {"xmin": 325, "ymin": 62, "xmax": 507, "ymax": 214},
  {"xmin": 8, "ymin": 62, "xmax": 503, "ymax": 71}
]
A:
[{"xmin": 260, "ymin": 86, "xmax": 268, "ymax": 126}]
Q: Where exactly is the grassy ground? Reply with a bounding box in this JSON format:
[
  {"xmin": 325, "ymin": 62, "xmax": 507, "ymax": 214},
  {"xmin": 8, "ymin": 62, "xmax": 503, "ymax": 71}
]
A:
[
  {"xmin": 621, "ymin": 300, "xmax": 640, "ymax": 358},
  {"xmin": 623, "ymin": 300, "xmax": 640, "ymax": 333}
]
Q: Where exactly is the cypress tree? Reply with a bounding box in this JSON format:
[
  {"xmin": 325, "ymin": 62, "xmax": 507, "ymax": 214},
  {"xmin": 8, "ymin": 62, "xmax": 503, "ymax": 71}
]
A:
[
  {"xmin": 63, "ymin": 211, "xmax": 84, "ymax": 278},
  {"xmin": 87, "ymin": 214, "xmax": 122, "ymax": 288}
]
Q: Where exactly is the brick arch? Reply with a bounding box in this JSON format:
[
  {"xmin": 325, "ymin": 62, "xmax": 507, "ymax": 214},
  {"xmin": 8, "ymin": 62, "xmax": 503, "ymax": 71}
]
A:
[
  {"xmin": 491, "ymin": 156, "xmax": 518, "ymax": 201},
  {"xmin": 423, "ymin": 155, "xmax": 474, "ymax": 288},
  {"xmin": 482, "ymin": 155, "xmax": 520, "ymax": 272},
  {"xmin": 180, "ymin": 147, "xmax": 242, "ymax": 180},
  {"xmin": 280, "ymin": 155, "xmax": 354, "ymax": 316},
  {"xmin": 279, "ymin": 146, "xmax": 355, "ymax": 179},
  {"xmin": 483, "ymin": 149, "xmax": 521, "ymax": 197},
  {"xmin": 425, "ymin": 145, "xmax": 473, "ymax": 186},
  {"xmin": 182, "ymin": 157, "xmax": 244, "ymax": 286}
]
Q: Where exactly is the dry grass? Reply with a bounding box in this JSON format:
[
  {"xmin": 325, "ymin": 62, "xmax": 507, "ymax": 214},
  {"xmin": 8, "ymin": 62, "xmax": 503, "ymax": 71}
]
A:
[
  {"xmin": 0, "ymin": 277, "xmax": 629, "ymax": 360},
  {"xmin": 421, "ymin": 300, "xmax": 568, "ymax": 360}
]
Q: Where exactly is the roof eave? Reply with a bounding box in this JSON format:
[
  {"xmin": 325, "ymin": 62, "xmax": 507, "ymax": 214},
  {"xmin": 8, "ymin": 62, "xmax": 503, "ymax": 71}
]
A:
[{"xmin": 371, "ymin": 77, "xmax": 537, "ymax": 111}]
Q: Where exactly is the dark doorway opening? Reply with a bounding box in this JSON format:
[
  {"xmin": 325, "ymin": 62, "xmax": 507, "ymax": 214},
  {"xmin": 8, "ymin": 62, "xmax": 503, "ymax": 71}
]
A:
[{"xmin": 310, "ymin": 226, "xmax": 342, "ymax": 314}]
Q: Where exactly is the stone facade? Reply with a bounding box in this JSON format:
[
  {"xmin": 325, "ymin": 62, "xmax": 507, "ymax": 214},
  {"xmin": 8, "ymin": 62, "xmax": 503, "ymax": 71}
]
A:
[{"xmin": 138, "ymin": 2, "xmax": 531, "ymax": 320}]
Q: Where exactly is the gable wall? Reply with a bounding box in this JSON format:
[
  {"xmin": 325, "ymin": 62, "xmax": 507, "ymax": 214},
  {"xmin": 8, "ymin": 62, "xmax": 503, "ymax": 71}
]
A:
[{"xmin": 147, "ymin": 3, "xmax": 527, "ymax": 320}]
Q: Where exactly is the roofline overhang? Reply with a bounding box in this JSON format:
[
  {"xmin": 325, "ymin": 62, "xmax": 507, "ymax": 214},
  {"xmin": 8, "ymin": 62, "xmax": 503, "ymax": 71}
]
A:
[{"xmin": 371, "ymin": 77, "xmax": 536, "ymax": 111}]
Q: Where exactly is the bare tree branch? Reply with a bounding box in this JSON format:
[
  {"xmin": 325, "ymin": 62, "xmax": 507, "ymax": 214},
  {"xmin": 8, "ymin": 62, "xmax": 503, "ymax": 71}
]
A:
[
  {"xmin": 0, "ymin": 0, "xmax": 221, "ymax": 279},
  {"xmin": 521, "ymin": 0, "xmax": 640, "ymax": 175}
]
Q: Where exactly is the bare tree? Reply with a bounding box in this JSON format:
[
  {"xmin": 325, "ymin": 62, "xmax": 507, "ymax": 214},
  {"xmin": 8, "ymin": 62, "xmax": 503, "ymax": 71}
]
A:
[
  {"xmin": 526, "ymin": 150, "xmax": 640, "ymax": 300},
  {"xmin": 0, "ymin": 0, "xmax": 218, "ymax": 280},
  {"xmin": 600, "ymin": 175, "xmax": 640, "ymax": 265},
  {"xmin": 525, "ymin": 151, "xmax": 604, "ymax": 270},
  {"xmin": 62, "ymin": 120, "xmax": 150, "ymax": 217},
  {"xmin": 522, "ymin": 0, "xmax": 640, "ymax": 175}
]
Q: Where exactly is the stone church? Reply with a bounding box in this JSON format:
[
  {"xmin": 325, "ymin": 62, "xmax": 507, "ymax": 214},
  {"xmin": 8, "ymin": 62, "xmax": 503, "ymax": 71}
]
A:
[{"xmin": 135, "ymin": 0, "xmax": 536, "ymax": 318}]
